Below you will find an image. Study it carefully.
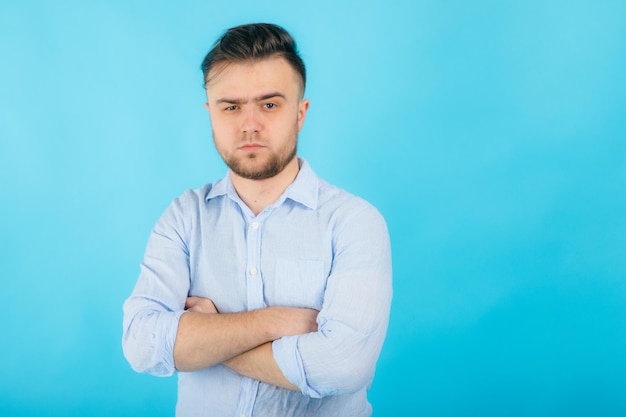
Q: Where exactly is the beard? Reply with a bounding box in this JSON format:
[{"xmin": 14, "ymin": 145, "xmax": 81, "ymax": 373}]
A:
[
  {"xmin": 227, "ymin": 144, "xmax": 297, "ymax": 180},
  {"xmin": 215, "ymin": 130, "xmax": 299, "ymax": 180}
]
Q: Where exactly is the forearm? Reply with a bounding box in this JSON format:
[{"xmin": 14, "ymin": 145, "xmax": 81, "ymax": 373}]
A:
[
  {"xmin": 224, "ymin": 342, "xmax": 299, "ymax": 391},
  {"xmin": 173, "ymin": 309, "xmax": 275, "ymax": 372},
  {"xmin": 173, "ymin": 305, "xmax": 318, "ymax": 372}
]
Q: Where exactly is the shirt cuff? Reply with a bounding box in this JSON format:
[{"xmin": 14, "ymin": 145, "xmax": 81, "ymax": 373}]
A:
[
  {"xmin": 272, "ymin": 336, "xmax": 321, "ymax": 398},
  {"xmin": 157, "ymin": 309, "xmax": 187, "ymax": 375}
]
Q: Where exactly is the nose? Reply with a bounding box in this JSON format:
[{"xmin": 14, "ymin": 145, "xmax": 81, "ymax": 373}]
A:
[{"xmin": 241, "ymin": 106, "xmax": 262, "ymax": 134}]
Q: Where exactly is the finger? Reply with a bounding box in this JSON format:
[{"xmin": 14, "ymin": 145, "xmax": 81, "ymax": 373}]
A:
[{"xmin": 185, "ymin": 296, "xmax": 198, "ymax": 310}]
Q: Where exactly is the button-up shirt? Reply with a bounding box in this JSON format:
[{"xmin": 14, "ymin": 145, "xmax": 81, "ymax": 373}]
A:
[{"xmin": 122, "ymin": 159, "xmax": 392, "ymax": 417}]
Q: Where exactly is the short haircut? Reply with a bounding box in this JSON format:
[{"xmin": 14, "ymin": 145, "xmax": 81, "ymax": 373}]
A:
[{"xmin": 201, "ymin": 23, "xmax": 306, "ymax": 94}]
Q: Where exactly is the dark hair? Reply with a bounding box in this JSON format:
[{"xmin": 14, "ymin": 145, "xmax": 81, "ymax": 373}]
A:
[{"xmin": 201, "ymin": 23, "xmax": 306, "ymax": 93}]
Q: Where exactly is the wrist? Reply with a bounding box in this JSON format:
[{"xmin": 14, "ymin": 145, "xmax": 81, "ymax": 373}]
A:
[{"xmin": 258, "ymin": 306, "xmax": 284, "ymax": 341}]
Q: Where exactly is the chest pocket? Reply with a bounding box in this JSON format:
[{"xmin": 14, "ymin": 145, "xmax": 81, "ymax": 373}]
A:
[{"xmin": 269, "ymin": 258, "xmax": 326, "ymax": 310}]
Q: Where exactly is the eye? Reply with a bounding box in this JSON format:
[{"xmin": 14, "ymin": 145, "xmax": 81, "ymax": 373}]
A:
[
  {"xmin": 224, "ymin": 105, "xmax": 238, "ymax": 112},
  {"xmin": 263, "ymin": 103, "xmax": 277, "ymax": 110}
]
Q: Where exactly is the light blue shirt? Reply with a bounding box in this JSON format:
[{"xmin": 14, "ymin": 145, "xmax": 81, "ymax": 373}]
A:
[{"xmin": 122, "ymin": 159, "xmax": 392, "ymax": 417}]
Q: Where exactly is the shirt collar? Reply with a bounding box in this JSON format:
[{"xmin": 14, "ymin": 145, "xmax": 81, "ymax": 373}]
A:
[{"xmin": 205, "ymin": 158, "xmax": 319, "ymax": 210}]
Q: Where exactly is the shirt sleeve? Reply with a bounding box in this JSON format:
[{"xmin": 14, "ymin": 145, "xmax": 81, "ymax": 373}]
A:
[
  {"xmin": 272, "ymin": 203, "xmax": 393, "ymax": 398},
  {"xmin": 122, "ymin": 194, "xmax": 192, "ymax": 376}
]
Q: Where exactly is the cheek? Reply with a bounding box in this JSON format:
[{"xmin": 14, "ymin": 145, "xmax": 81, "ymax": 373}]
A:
[{"xmin": 211, "ymin": 117, "xmax": 237, "ymax": 139}]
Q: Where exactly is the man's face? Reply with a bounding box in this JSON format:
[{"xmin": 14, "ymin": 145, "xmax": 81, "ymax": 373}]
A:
[{"xmin": 205, "ymin": 56, "xmax": 309, "ymax": 180}]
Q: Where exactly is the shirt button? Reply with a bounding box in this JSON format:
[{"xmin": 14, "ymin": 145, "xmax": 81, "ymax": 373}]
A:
[
  {"xmin": 249, "ymin": 267, "xmax": 258, "ymax": 276},
  {"xmin": 251, "ymin": 221, "xmax": 259, "ymax": 230}
]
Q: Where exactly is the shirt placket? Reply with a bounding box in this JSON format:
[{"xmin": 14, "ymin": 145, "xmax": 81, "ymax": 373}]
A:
[
  {"xmin": 246, "ymin": 215, "xmax": 266, "ymax": 310},
  {"xmin": 237, "ymin": 213, "xmax": 268, "ymax": 417}
]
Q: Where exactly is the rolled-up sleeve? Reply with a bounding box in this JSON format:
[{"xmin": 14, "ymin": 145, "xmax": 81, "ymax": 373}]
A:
[
  {"xmin": 273, "ymin": 204, "xmax": 393, "ymax": 398},
  {"xmin": 122, "ymin": 195, "xmax": 192, "ymax": 376}
]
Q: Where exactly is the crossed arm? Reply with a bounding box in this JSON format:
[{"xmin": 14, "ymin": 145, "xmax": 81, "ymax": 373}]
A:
[
  {"xmin": 173, "ymin": 296, "xmax": 318, "ymax": 390},
  {"xmin": 123, "ymin": 196, "xmax": 392, "ymax": 397}
]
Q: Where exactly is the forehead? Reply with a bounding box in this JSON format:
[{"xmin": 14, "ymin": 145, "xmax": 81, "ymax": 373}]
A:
[{"xmin": 206, "ymin": 57, "xmax": 302, "ymax": 99}]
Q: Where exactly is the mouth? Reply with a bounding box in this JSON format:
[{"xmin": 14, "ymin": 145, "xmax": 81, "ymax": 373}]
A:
[{"xmin": 239, "ymin": 144, "xmax": 265, "ymax": 152}]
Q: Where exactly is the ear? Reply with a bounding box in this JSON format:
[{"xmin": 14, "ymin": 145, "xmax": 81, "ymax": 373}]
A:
[
  {"xmin": 204, "ymin": 102, "xmax": 210, "ymax": 113},
  {"xmin": 297, "ymin": 98, "xmax": 310, "ymax": 132}
]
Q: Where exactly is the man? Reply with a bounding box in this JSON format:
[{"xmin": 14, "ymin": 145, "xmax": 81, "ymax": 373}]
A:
[{"xmin": 122, "ymin": 23, "xmax": 392, "ymax": 417}]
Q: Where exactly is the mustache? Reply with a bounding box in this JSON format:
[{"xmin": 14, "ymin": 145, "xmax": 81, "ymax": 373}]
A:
[{"xmin": 236, "ymin": 135, "xmax": 269, "ymax": 147}]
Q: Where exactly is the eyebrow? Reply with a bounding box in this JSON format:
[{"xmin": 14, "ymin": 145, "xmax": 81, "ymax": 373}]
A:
[{"xmin": 215, "ymin": 92, "xmax": 286, "ymax": 105}]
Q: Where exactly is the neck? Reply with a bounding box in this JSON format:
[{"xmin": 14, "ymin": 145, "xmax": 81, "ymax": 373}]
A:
[{"xmin": 230, "ymin": 158, "xmax": 300, "ymax": 216}]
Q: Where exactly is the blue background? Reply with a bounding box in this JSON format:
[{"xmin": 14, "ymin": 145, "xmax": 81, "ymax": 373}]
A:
[{"xmin": 1, "ymin": 1, "xmax": 625, "ymax": 416}]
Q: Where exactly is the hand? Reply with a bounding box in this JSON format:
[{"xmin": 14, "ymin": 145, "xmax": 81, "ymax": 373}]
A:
[
  {"xmin": 185, "ymin": 296, "xmax": 218, "ymax": 314},
  {"xmin": 266, "ymin": 306, "xmax": 319, "ymax": 339}
]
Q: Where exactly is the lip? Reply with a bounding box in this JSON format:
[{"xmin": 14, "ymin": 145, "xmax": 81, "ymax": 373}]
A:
[{"xmin": 239, "ymin": 144, "xmax": 265, "ymax": 152}]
